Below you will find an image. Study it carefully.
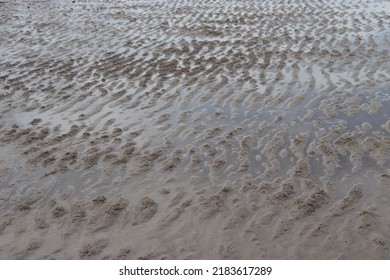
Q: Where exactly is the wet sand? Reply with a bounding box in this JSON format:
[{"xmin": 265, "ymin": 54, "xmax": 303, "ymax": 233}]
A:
[{"xmin": 0, "ymin": 0, "xmax": 389, "ymax": 259}]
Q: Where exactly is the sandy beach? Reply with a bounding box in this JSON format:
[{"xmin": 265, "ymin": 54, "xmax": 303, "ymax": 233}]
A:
[{"xmin": 0, "ymin": 0, "xmax": 389, "ymax": 259}]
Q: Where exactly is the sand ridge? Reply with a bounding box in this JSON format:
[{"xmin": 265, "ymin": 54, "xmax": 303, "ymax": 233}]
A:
[{"xmin": 0, "ymin": 0, "xmax": 389, "ymax": 259}]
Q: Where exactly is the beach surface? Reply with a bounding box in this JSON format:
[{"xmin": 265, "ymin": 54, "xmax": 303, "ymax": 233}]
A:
[{"xmin": 0, "ymin": 0, "xmax": 389, "ymax": 259}]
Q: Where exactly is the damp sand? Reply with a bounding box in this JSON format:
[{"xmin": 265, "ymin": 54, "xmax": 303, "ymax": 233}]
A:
[{"xmin": 0, "ymin": 0, "xmax": 389, "ymax": 259}]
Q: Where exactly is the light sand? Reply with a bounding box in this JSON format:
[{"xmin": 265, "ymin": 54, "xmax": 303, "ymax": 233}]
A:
[{"xmin": 0, "ymin": 0, "xmax": 389, "ymax": 259}]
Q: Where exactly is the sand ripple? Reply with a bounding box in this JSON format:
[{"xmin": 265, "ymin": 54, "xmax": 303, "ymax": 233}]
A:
[{"xmin": 0, "ymin": 0, "xmax": 389, "ymax": 259}]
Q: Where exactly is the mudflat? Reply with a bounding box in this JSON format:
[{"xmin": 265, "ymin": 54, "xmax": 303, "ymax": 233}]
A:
[{"xmin": 0, "ymin": 0, "xmax": 389, "ymax": 259}]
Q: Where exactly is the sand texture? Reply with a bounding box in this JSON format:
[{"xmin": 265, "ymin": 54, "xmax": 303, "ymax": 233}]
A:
[{"xmin": 0, "ymin": 0, "xmax": 389, "ymax": 259}]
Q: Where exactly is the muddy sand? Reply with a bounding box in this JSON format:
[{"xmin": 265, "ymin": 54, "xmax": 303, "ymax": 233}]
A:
[{"xmin": 0, "ymin": 0, "xmax": 389, "ymax": 259}]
